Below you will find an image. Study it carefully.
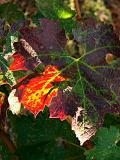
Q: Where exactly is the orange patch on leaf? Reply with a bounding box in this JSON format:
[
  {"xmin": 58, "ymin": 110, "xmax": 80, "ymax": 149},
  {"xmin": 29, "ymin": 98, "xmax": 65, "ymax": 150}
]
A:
[
  {"xmin": 9, "ymin": 52, "xmax": 28, "ymax": 71},
  {"xmin": 20, "ymin": 65, "xmax": 66, "ymax": 116}
]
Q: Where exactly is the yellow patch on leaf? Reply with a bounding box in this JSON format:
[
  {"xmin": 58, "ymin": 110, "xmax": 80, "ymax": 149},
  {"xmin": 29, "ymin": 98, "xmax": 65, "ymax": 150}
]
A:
[{"xmin": 20, "ymin": 65, "xmax": 66, "ymax": 116}]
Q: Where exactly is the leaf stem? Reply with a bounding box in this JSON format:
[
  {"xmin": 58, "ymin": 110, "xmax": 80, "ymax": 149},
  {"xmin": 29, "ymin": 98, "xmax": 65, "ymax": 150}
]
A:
[
  {"xmin": 0, "ymin": 130, "xmax": 16, "ymax": 153},
  {"xmin": 64, "ymin": 139, "xmax": 82, "ymax": 149},
  {"xmin": 78, "ymin": 45, "xmax": 120, "ymax": 62},
  {"xmin": 74, "ymin": 0, "xmax": 82, "ymax": 21},
  {"xmin": 0, "ymin": 129, "xmax": 19, "ymax": 160}
]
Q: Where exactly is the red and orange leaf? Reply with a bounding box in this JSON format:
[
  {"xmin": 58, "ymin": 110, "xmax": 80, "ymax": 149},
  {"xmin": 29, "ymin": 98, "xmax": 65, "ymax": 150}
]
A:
[
  {"xmin": 0, "ymin": 91, "xmax": 5, "ymax": 109},
  {"xmin": 19, "ymin": 65, "xmax": 66, "ymax": 116},
  {"xmin": 9, "ymin": 52, "xmax": 28, "ymax": 71}
]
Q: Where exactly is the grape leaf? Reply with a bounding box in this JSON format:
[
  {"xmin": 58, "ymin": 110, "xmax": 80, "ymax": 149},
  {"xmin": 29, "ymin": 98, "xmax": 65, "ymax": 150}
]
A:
[
  {"xmin": 0, "ymin": 54, "xmax": 9, "ymax": 72},
  {"xmin": 13, "ymin": 19, "xmax": 67, "ymax": 67},
  {"xmin": 6, "ymin": 17, "xmax": 120, "ymax": 146},
  {"xmin": 9, "ymin": 52, "xmax": 30, "ymax": 71},
  {"xmin": 11, "ymin": 65, "xmax": 66, "ymax": 116},
  {"xmin": 20, "ymin": 19, "xmax": 67, "ymax": 53},
  {"xmin": 47, "ymin": 21, "xmax": 120, "ymax": 144},
  {"xmin": 35, "ymin": 0, "xmax": 74, "ymax": 20},
  {"xmin": 103, "ymin": 113, "xmax": 120, "ymax": 129},
  {"xmin": 35, "ymin": 0, "xmax": 77, "ymax": 33},
  {"xmin": 0, "ymin": 54, "xmax": 16, "ymax": 85},
  {"xmin": 5, "ymin": 31, "xmax": 20, "ymax": 55},
  {"xmin": 85, "ymin": 126, "xmax": 120, "ymax": 160},
  {"xmin": 4, "ymin": 19, "xmax": 29, "ymax": 56},
  {"xmin": 72, "ymin": 22, "xmax": 120, "ymax": 122},
  {"xmin": 9, "ymin": 109, "xmax": 85, "ymax": 160},
  {"xmin": 61, "ymin": 22, "xmax": 120, "ymax": 143},
  {"xmin": 49, "ymin": 89, "xmax": 80, "ymax": 120},
  {"xmin": 49, "ymin": 88, "xmax": 97, "ymax": 145},
  {"xmin": 71, "ymin": 106, "xmax": 97, "ymax": 146},
  {"xmin": 72, "ymin": 23, "xmax": 120, "ymax": 63}
]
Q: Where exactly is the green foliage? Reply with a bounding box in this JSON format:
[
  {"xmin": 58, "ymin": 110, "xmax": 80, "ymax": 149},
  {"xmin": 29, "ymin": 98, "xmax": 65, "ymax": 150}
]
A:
[
  {"xmin": 35, "ymin": 0, "xmax": 77, "ymax": 32},
  {"xmin": 0, "ymin": 3, "xmax": 24, "ymax": 24},
  {"xmin": 0, "ymin": 140, "xmax": 11, "ymax": 160},
  {"xmin": 0, "ymin": 54, "xmax": 11, "ymax": 84},
  {"xmin": 5, "ymin": 31, "xmax": 20, "ymax": 55},
  {"xmin": 86, "ymin": 126, "xmax": 120, "ymax": 160},
  {"xmin": 35, "ymin": 0, "xmax": 74, "ymax": 19},
  {"xmin": 9, "ymin": 109, "xmax": 85, "ymax": 160},
  {"xmin": 103, "ymin": 114, "xmax": 120, "ymax": 129},
  {"xmin": 0, "ymin": 54, "xmax": 9, "ymax": 72},
  {"xmin": 60, "ymin": 18, "xmax": 78, "ymax": 33},
  {"xmin": 0, "ymin": 30, "xmax": 20, "ymax": 85},
  {"xmin": 0, "ymin": 54, "xmax": 16, "ymax": 85}
]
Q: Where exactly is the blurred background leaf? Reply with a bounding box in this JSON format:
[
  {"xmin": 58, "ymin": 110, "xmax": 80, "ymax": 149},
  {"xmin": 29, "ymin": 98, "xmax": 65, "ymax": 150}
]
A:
[{"xmin": 0, "ymin": 3, "xmax": 25, "ymax": 24}]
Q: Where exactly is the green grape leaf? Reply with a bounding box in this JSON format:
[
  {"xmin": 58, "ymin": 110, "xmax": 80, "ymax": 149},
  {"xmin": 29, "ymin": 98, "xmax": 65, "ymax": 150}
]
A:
[
  {"xmin": 103, "ymin": 113, "xmax": 120, "ymax": 129},
  {"xmin": 35, "ymin": 0, "xmax": 74, "ymax": 20},
  {"xmin": 60, "ymin": 18, "xmax": 78, "ymax": 33},
  {"xmin": 85, "ymin": 126, "xmax": 120, "ymax": 160},
  {"xmin": 5, "ymin": 31, "xmax": 20, "ymax": 55},
  {"xmin": 9, "ymin": 109, "xmax": 85, "ymax": 160},
  {"xmin": 0, "ymin": 54, "xmax": 9, "ymax": 72},
  {"xmin": 35, "ymin": 0, "xmax": 77, "ymax": 32}
]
